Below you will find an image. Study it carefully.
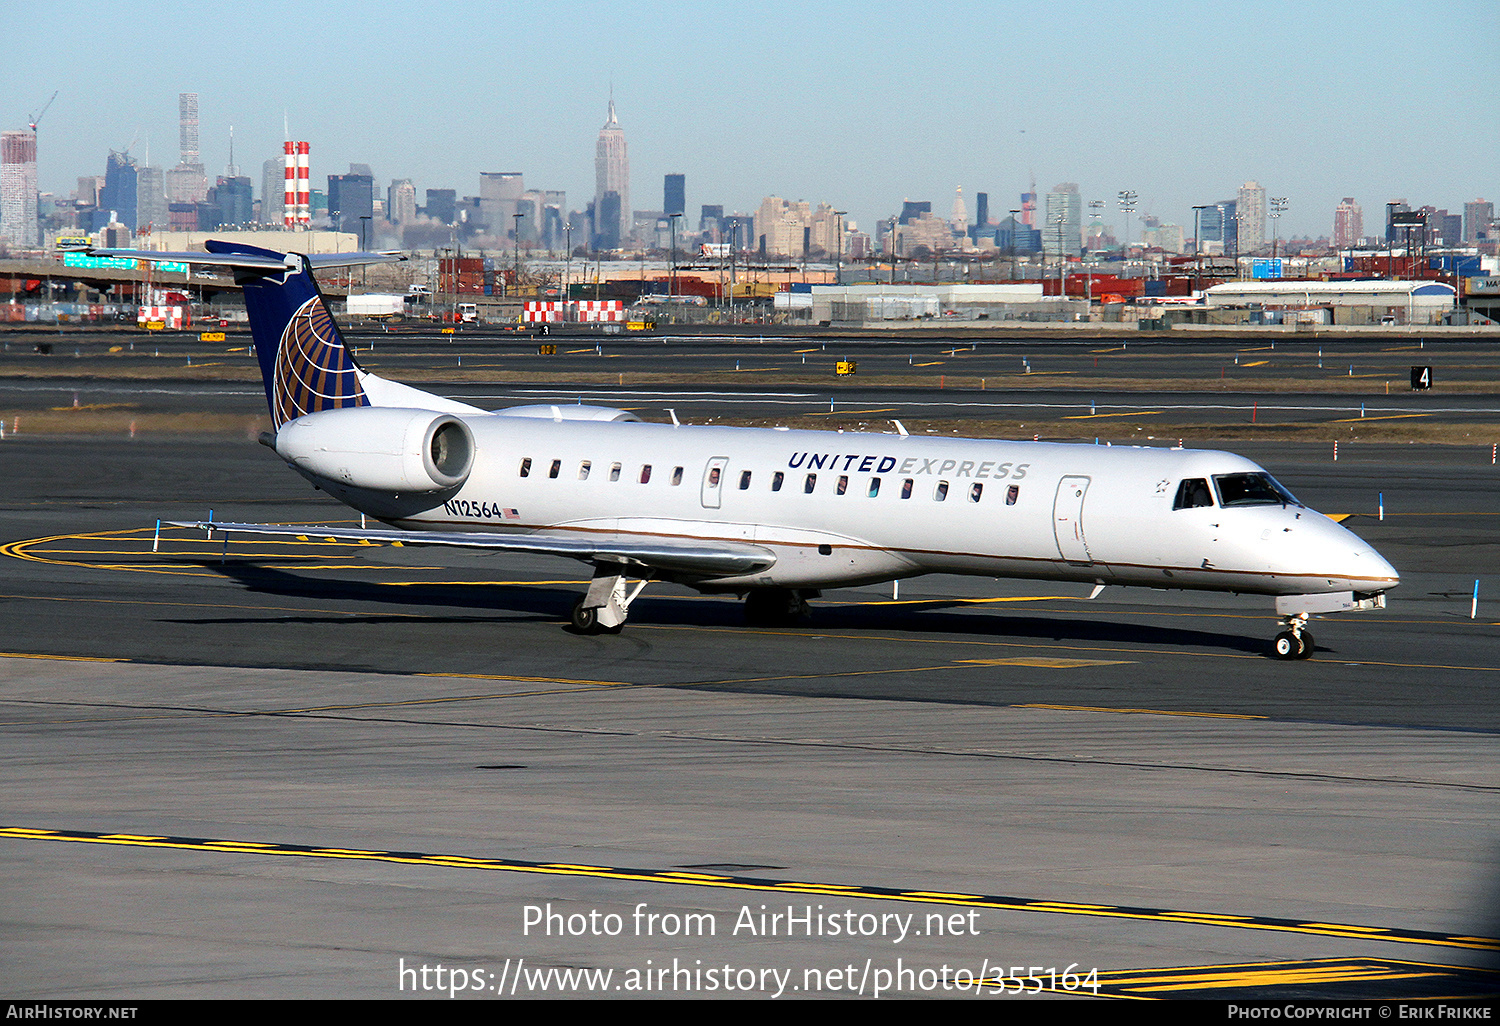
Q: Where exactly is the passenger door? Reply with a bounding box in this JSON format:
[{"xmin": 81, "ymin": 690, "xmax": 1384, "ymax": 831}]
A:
[{"xmin": 701, "ymin": 456, "xmax": 730, "ymax": 509}]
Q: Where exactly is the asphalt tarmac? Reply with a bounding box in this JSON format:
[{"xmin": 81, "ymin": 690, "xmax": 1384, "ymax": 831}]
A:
[{"xmin": 0, "ymin": 341, "xmax": 1497, "ymax": 1000}]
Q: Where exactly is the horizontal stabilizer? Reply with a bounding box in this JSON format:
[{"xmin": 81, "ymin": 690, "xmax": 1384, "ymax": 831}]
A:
[
  {"xmin": 170, "ymin": 521, "xmax": 777, "ymax": 578},
  {"xmin": 90, "ymin": 247, "xmax": 289, "ymax": 270},
  {"xmin": 89, "ymin": 247, "xmax": 404, "ymax": 272}
]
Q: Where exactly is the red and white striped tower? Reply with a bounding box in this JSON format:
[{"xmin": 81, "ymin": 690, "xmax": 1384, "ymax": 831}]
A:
[
  {"xmin": 295, "ymin": 142, "xmax": 310, "ymax": 225},
  {"xmin": 282, "ymin": 141, "xmax": 296, "ymax": 227}
]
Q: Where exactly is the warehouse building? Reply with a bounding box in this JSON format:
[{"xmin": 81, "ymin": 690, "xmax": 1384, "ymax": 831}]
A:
[
  {"xmin": 1203, "ymin": 280, "xmax": 1457, "ymax": 325},
  {"xmin": 782, "ymin": 283, "xmax": 1085, "ymax": 324}
]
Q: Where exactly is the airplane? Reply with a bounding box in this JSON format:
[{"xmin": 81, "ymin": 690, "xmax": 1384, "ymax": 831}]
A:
[{"xmin": 94, "ymin": 240, "xmax": 1398, "ymax": 659}]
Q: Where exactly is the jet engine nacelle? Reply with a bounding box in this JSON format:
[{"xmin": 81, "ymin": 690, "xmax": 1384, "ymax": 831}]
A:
[{"xmin": 274, "ymin": 407, "xmax": 475, "ymax": 493}]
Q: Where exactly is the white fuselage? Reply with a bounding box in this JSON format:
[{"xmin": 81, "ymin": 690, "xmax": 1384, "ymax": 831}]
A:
[{"xmin": 371, "ymin": 418, "xmax": 1398, "ymax": 598}]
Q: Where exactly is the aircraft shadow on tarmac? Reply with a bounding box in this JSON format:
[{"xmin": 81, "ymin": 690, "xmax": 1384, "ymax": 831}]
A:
[{"xmin": 169, "ymin": 561, "xmax": 1274, "ymax": 656}]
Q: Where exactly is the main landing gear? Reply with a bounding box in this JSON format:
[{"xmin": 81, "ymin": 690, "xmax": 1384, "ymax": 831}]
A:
[
  {"xmin": 570, "ymin": 564, "xmax": 651, "ymax": 635},
  {"xmin": 1272, "ymin": 612, "xmax": 1315, "ymax": 660},
  {"xmin": 744, "ymin": 588, "xmax": 816, "ymax": 627}
]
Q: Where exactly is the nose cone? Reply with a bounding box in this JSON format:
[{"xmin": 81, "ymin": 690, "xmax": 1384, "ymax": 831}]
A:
[{"xmin": 1310, "ymin": 514, "xmax": 1399, "ymax": 593}]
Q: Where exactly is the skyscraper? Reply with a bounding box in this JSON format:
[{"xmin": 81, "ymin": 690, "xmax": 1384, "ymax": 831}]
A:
[
  {"xmin": 1043, "ymin": 183, "xmax": 1081, "ymax": 257},
  {"xmin": 1237, "ymin": 181, "xmax": 1266, "ymax": 253},
  {"xmin": 100, "ymin": 150, "xmax": 138, "ymax": 230},
  {"xmin": 594, "ymin": 98, "xmax": 629, "ymax": 249},
  {"xmin": 1333, "ymin": 197, "xmax": 1363, "ymax": 249},
  {"xmin": 262, "ymin": 158, "xmax": 284, "ymax": 225},
  {"xmin": 480, "ymin": 171, "xmax": 524, "ymax": 236},
  {"xmin": 949, "ymin": 187, "xmax": 967, "ymax": 232},
  {"xmin": 136, "ymin": 165, "xmax": 167, "ymax": 233},
  {"xmin": 1464, "ymin": 200, "xmax": 1493, "ymax": 244},
  {"xmin": 664, "ymin": 174, "xmax": 685, "ymax": 218},
  {"xmin": 327, "ymin": 171, "xmax": 373, "ymax": 236},
  {"xmin": 1385, "ymin": 200, "xmax": 1410, "ymax": 245},
  {"xmin": 0, "ymin": 130, "xmax": 39, "ymax": 249},
  {"xmin": 165, "ymin": 93, "xmax": 209, "ymax": 203},
  {"xmin": 425, "ymin": 189, "xmax": 456, "ymax": 225}
]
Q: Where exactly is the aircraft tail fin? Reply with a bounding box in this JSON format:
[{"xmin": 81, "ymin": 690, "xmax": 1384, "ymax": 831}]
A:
[
  {"xmin": 204, "ymin": 239, "xmax": 368, "ymax": 427},
  {"xmin": 92, "ymin": 241, "xmax": 406, "ymax": 428}
]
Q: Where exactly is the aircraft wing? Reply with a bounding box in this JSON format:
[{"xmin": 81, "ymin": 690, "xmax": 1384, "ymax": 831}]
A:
[{"xmin": 169, "ymin": 521, "xmax": 776, "ymax": 578}]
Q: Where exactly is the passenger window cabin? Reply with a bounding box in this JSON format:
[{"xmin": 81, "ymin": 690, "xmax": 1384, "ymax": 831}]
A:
[
  {"xmin": 901, "ymin": 478, "xmax": 914, "ymax": 499},
  {"xmin": 579, "ymin": 461, "xmax": 591, "ymax": 480},
  {"xmin": 804, "ymin": 473, "xmax": 817, "ymax": 494},
  {"xmin": 969, "ymin": 483, "xmax": 983, "ymax": 502},
  {"xmin": 868, "ymin": 477, "xmax": 881, "ymax": 498},
  {"xmin": 772, "ymin": 472, "xmax": 784, "ymax": 492},
  {"xmin": 836, "ymin": 475, "xmax": 848, "ymax": 495},
  {"xmin": 640, "ymin": 465, "xmax": 652, "ymax": 484},
  {"xmin": 610, "ymin": 462, "xmax": 622, "ymax": 482},
  {"xmin": 934, "ymin": 480, "xmax": 949, "ymax": 501},
  {"xmin": 520, "ymin": 458, "xmax": 532, "ymax": 478},
  {"xmin": 549, "ymin": 459, "xmax": 561, "ymax": 479},
  {"xmin": 672, "ymin": 466, "xmax": 684, "ymax": 486},
  {"xmin": 739, "ymin": 470, "xmax": 752, "ymax": 490}
]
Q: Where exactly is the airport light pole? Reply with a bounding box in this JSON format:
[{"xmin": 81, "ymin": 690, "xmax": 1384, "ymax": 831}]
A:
[
  {"xmin": 563, "ymin": 223, "xmax": 572, "ymax": 303},
  {"xmin": 358, "ymin": 215, "xmax": 371, "ymax": 292},
  {"xmin": 1009, "ymin": 209, "xmax": 1020, "ymax": 281},
  {"xmin": 1270, "ymin": 197, "xmax": 1288, "ymax": 265},
  {"xmin": 668, "ymin": 211, "xmax": 681, "ymax": 304},
  {"xmin": 834, "ymin": 210, "xmax": 846, "ymax": 286},
  {"xmin": 1192, "ymin": 205, "xmax": 1207, "ymax": 293},
  {"xmin": 1050, "ymin": 210, "xmax": 1067, "ymax": 300},
  {"xmin": 889, "ymin": 218, "xmax": 897, "ymax": 286},
  {"xmin": 720, "ymin": 222, "xmax": 732, "ymax": 318},
  {"xmin": 1118, "ymin": 190, "xmax": 1137, "ymax": 267},
  {"xmin": 512, "ymin": 212, "xmax": 524, "ymax": 296}
]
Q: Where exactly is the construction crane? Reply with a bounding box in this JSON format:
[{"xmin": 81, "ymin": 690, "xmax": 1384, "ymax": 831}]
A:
[{"xmin": 27, "ymin": 91, "xmax": 57, "ymax": 132}]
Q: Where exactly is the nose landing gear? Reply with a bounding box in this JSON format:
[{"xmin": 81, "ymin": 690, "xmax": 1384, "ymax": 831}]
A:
[{"xmin": 1272, "ymin": 612, "xmax": 1314, "ymax": 660}]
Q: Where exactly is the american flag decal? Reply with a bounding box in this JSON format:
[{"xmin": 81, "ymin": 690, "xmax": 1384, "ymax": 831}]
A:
[
  {"xmin": 503, "ymin": 508, "xmax": 520, "ymax": 520},
  {"xmin": 272, "ymin": 297, "xmax": 368, "ymax": 427}
]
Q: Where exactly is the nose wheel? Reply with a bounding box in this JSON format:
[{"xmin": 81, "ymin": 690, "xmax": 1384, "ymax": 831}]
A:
[{"xmin": 1272, "ymin": 614, "xmax": 1315, "ymax": 660}]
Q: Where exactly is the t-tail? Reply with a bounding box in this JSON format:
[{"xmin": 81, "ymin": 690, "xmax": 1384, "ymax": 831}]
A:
[
  {"xmin": 206, "ymin": 239, "xmax": 369, "ymax": 428},
  {"xmin": 91, "ymin": 241, "xmax": 481, "ymax": 425}
]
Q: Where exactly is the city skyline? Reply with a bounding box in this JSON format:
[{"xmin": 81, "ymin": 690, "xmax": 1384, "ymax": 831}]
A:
[{"xmin": 3, "ymin": 0, "xmax": 1494, "ymax": 241}]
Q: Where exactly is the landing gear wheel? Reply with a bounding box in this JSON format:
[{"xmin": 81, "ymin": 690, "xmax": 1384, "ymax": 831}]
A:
[
  {"xmin": 745, "ymin": 588, "xmax": 810, "ymax": 627},
  {"xmin": 1295, "ymin": 631, "xmax": 1314, "ymax": 659},
  {"xmin": 570, "ymin": 598, "xmax": 601, "ymax": 634},
  {"xmin": 1272, "ymin": 631, "xmax": 1300, "ymax": 660}
]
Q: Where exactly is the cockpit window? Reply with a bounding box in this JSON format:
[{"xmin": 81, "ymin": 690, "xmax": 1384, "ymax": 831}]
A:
[
  {"xmin": 1212, "ymin": 472, "xmax": 1300, "ymax": 507},
  {"xmin": 1173, "ymin": 478, "xmax": 1213, "ymax": 510}
]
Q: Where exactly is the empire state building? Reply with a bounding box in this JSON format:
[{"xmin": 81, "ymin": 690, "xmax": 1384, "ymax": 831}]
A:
[{"xmin": 594, "ymin": 98, "xmax": 630, "ymax": 249}]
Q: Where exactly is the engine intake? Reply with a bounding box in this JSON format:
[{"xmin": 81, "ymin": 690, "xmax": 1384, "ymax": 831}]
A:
[{"xmin": 274, "ymin": 407, "xmax": 474, "ymax": 493}]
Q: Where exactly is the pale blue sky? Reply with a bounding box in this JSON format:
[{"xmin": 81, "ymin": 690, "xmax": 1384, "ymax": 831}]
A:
[{"xmin": 8, "ymin": 0, "xmax": 1495, "ymax": 238}]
